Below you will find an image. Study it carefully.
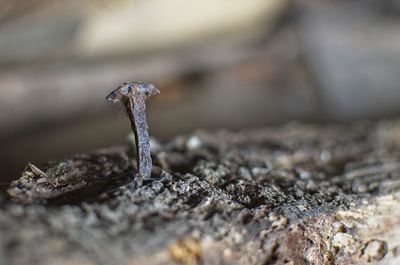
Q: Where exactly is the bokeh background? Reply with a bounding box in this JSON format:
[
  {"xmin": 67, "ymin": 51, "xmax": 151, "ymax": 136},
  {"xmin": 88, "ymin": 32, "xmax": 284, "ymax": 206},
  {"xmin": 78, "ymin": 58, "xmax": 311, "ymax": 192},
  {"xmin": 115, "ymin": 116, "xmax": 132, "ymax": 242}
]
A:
[{"xmin": 1, "ymin": 0, "xmax": 400, "ymax": 182}]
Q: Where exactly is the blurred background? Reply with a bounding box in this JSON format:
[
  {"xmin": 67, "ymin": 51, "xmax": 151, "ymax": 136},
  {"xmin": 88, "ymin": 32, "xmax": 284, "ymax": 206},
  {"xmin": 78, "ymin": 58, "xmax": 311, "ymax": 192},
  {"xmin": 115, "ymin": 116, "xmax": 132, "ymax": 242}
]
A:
[{"xmin": 1, "ymin": 0, "xmax": 400, "ymax": 182}]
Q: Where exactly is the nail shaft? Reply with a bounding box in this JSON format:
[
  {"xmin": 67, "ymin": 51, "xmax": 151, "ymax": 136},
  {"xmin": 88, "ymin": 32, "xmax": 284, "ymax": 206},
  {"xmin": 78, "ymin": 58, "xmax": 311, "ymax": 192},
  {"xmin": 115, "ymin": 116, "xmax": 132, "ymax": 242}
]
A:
[{"xmin": 106, "ymin": 82, "xmax": 159, "ymax": 179}]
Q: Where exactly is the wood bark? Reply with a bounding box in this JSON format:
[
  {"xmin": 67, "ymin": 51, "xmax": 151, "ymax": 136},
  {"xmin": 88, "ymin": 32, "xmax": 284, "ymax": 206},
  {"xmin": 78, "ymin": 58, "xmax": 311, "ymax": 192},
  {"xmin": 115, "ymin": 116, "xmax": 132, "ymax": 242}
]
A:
[{"xmin": 2, "ymin": 121, "xmax": 400, "ymax": 265}]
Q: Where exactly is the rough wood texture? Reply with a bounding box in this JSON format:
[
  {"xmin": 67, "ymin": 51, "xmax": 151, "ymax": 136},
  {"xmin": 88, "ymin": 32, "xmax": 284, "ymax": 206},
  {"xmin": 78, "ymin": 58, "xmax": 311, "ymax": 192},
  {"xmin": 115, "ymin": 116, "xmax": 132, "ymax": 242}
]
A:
[{"xmin": 2, "ymin": 121, "xmax": 400, "ymax": 265}]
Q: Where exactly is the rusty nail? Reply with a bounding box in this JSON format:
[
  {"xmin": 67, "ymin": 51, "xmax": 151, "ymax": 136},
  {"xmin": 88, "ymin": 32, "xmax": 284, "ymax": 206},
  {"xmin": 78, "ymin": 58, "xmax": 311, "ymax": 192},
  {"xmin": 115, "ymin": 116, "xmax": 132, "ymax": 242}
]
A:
[{"xmin": 106, "ymin": 81, "xmax": 160, "ymax": 179}]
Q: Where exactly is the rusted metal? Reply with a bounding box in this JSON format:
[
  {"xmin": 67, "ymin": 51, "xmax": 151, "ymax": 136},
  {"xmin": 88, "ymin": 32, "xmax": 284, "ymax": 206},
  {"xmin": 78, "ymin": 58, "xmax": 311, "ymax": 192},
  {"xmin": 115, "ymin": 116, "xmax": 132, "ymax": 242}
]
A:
[{"xmin": 106, "ymin": 81, "xmax": 160, "ymax": 179}]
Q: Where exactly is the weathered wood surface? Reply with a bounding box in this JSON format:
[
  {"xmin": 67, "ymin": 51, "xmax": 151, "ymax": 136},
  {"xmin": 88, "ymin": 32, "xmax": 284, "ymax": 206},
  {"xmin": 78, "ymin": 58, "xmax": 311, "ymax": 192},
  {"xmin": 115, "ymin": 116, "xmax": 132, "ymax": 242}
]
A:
[{"xmin": 2, "ymin": 121, "xmax": 400, "ymax": 265}]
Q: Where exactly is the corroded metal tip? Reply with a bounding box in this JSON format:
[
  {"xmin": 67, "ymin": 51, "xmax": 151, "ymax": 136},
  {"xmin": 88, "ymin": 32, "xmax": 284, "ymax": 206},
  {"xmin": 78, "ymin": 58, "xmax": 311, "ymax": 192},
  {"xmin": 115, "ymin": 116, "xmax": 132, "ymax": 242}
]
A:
[
  {"xmin": 106, "ymin": 81, "xmax": 159, "ymax": 103},
  {"xmin": 106, "ymin": 81, "xmax": 160, "ymax": 179},
  {"xmin": 106, "ymin": 90, "xmax": 123, "ymax": 103}
]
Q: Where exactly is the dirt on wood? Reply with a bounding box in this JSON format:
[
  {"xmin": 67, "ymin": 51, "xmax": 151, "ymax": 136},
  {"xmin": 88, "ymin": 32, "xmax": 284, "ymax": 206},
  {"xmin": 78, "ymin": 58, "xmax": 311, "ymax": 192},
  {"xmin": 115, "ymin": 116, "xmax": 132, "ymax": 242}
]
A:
[{"xmin": 2, "ymin": 121, "xmax": 400, "ymax": 265}]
